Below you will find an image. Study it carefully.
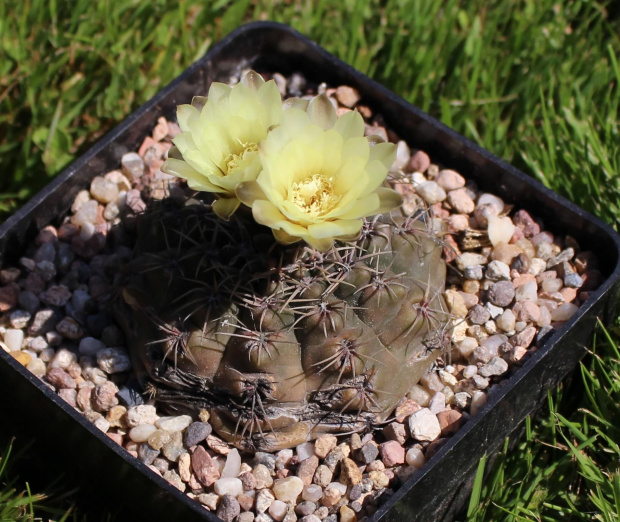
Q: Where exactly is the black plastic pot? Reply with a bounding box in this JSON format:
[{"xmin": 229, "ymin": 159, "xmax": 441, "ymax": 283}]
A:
[{"xmin": 1, "ymin": 21, "xmax": 619, "ymax": 522}]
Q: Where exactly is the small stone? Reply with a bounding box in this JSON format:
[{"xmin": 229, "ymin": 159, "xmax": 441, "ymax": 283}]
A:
[
  {"xmin": 295, "ymin": 501, "xmax": 316, "ymax": 517},
  {"xmin": 382, "ymin": 422, "xmax": 407, "ymax": 445},
  {"xmin": 11, "ymin": 351, "xmax": 32, "ymax": 366},
  {"xmin": 268, "ymin": 499, "xmax": 288, "ymax": 522},
  {"xmin": 116, "ymin": 385, "xmax": 144, "ymax": 408},
  {"xmin": 368, "ymin": 471, "xmax": 390, "ymax": 490},
  {"xmin": 436, "ymin": 409, "xmax": 463, "ymax": 436},
  {"xmin": 487, "ymin": 281, "xmax": 515, "ymax": 307},
  {"xmin": 191, "ymin": 445, "xmax": 220, "ymax": 487},
  {"xmin": 3, "ymin": 329, "xmax": 24, "ymax": 351},
  {"xmin": 379, "ymin": 441, "xmax": 405, "ymax": 467},
  {"xmin": 291, "ymin": 442, "xmax": 314, "ymax": 463},
  {"xmin": 92, "ymin": 381, "xmax": 119, "ymax": 412},
  {"xmin": 416, "ymin": 181, "xmax": 446, "ymax": 204},
  {"xmin": 408, "ymin": 408, "xmax": 441, "ymax": 442},
  {"xmin": 564, "ymin": 272, "xmax": 584, "ymax": 288},
  {"xmin": 90, "ymin": 176, "xmax": 119, "ymax": 204},
  {"xmin": 216, "ymin": 494, "xmax": 241, "ymax": 522},
  {"xmin": 405, "ymin": 446, "xmax": 425, "ymax": 469},
  {"xmin": 121, "ymin": 152, "xmax": 146, "ymax": 181},
  {"xmin": 428, "ymin": 392, "xmax": 446, "ymax": 414},
  {"xmin": 254, "ymin": 451, "xmax": 277, "ymax": 470},
  {"xmin": 313, "ymin": 435, "xmax": 337, "ymax": 459},
  {"xmin": 220, "ymin": 448, "xmax": 241, "ymax": 479},
  {"xmin": 197, "ymin": 492, "xmax": 219, "ymax": 510},
  {"xmin": 93, "ymin": 416, "xmax": 110, "ymax": 433},
  {"xmin": 156, "ymin": 415, "xmax": 192, "ymax": 433},
  {"xmin": 256, "ymin": 488, "xmax": 275, "ymax": 513},
  {"xmin": 207, "ymin": 434, "xmax": 231, "ymax": 455},
  {"xmin": 469, "ymin": 304, "xmax": 491, "ymax": 325},
  {"xmin": 302, "ymin": 484, "xmax": 322, "ymax": 503},
  {"xmin": 479, "ymin": 357, "xmax": 509, "ymax": 377},
  {"xmin": 456, "ymin": 253, "xmax": 488, "ymax": 270},
  {"xmin": 550, "ymin": 303, "xmax": 579, "ymax": 322},
  {"xmin": 486, "ymin": 260, "xmax": 510, "ymax": 281},
  {"xmin": 9, "ymin": 310, "xmax": 31, "ymax": 329},
  {"xmin": 129, "ymin": 424, "xmax": 157, "ymax": 443},
  {"xmin": 78, "ymin": 337, "xmax": 106, "ymax": 357},
  {"xmin": 444, "ymin": 289, "xmax": 468, "ymax": 318},
  {"xmin": 182, "ymin": 421, "xmax": 211, "ymax": 448},
  {"xmin": 547, "ymin": 248, "xmax": 575, "ymax": 269},
  {"xmin": 488, "ymin": 217, "xmax": 516, "ymax": 246},
  {"xmin": 515, "ymin": 281, "xmax": 538, "ymax": 302},
  {"xmin": 408, "ymin": 150, "xmax": 430, "ymax": 173},
  {"xmin": 214, "ymin": 477, "xmax": 243, "ymax": 497},
  {"xmin": 470, "ymin": 390, "xmax": 488, "ymax": 416},
  {"xmin": 297, "ymin": 455, "xmax": 319, "ymax": 486},
  {"xmin": 138, "ymin": 442, "xmax": 160, "ymax": 465},
  {"xmin": 55, "ymin": 317, "xmax": 84, "ymax": 340},
  {"xmin": 238, "ymin": 513, "xmax": 256, "ymax": 522},
  {"xmin": 17, "ymin": 292, "xmax": 40, "ymax": 315},
  {"xmin": 49, "ymin": 348, "xmax": 78, "ymax": 370},
  {"xmin": 340, "ymin": 457, "xmax": 363, "ymax": 485},
  {"xmin": 321, "ymin": 486, "xmax": 343, "ymax": 507},
  {"xmin": 126, "ymin": 405, "xmax": 158, "ymax": 427},
  {"xmin": 273, "ymin": 476, "xmax": 304, "ymax": 503},
  {"xmin": 447, "ymin": 188, "xmax": 475, "ymax": 214},
  {"xmin": 313, "ymin": 465, "xmax": 333, "ymax": 487},
  {"xmin": 97, "ymin": 347, "xmax": 131, "ymax": 373},
  {"xmin": 46, "ymin": 367, "xmax": 77, "ymax": 390},
  {"xmin": 335, "ymin": 86, "xmax": 361, "ymax": 108},
  {"xmin": 253, "ymin": 464, "xmax": 274, "ymax": 489}
]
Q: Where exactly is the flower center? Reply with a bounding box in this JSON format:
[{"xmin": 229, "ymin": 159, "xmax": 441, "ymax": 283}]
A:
[
  {"xmin": 291, "ymin": 174, "xmax": 341, "ymax": 217},
  {"xmin": 224, "ymin": 142, "xmax": 258, "ymax": 174}
]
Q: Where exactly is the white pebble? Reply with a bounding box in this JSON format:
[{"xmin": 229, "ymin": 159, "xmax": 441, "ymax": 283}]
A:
[
  {"xmin": 3, "ymin": 329, "xmax": 24, "ymax": 351},
  {"xmin": 93, "ymin": 416, "xmax": 111, "ymax": 432},
  {"xmin": 296, "ymin": 441, "xmax": 315, "ymax": 462},
  {"xmin": 405, "ymin": 447, "xmax": 425, "ymax": 468},
  {"xmin": 496, "ymin": 309, "xmax": 516, "ymax": 332},
  {"xmin": 71, "ymin": 199, "xmax": 99, "ymax": 227},
  {"xmin": 302, "ymin": 484, "xmax": 323, "ymax": 502},
  {"xmin": 275, "ymin": 449, "xmax": 293, "ymax": 470},
  {"xmin": 408, "ymin": 408, "xmax": 441, "ymax": 442},
  {"xmin": 27, "ymin": 357, "xmax": 46, "ymax": 377},
  {"xmin": 71, "ymin": 190, "xmax": 91, "ymax": 213},
  {"xmin": 79, "ymin": 221, "xmax": 96, "ymax": 241},
  {"xmin": 129, "ymin": 424, "xmax": 158, "ymax": 442},
  {"xmin": 515, "ymin": 281, "xmax": 538, "ymax": 302},
  {"xmin": 155, "ymin": 415, "xmax": 192, "ymax": 433},
  {"xmin": 213, "ymin": 477, "xmax": 243, "ymax": 497},
  {"xmin": 221, "ymin": 448, "xmax": 241, "ymax": 478},
  {"xmin": 273, "ymin": 476, "xmax": 304, "ymax": 502},
  {"xmin": 9, "ymin": 310, "xmax": 31, "ymax": 329},
  {"xmin": 49, "ymin": 348, "xmax": 77, "ymax": 369},
  {"xmin": 486, "ymin": 260, "xmax": 510, "ymax": 280},
  {"xmin": 550, "ymin": 303, "xmax": 579, "ymax": 322},
  {"xmin": 90, "ymin": 176, "xmax": 119, "ymax": 204},
  {"xmin": 457, "ymin": 337, "xmax": 478, "ymax": 358},
  {"xmin": 470, "ymin": 390, "xmax": 488, "ymax": 416},
  {"xmin": 528, "ymin": 258, "xmax": 547, "ymax": 276},
  {"xmin": 416, "ymin": 181, "xmax": 446, "ymax": 204},
  {"xmin": 456, "ymin": 253, "xmax": 488, "ymax": 270},
  {"xmin": 477, "ymin": 193, "xmax": 504, "ymax": 213},
  {"xmin": 393, "ymin": 140, "xmax": 411, "ymax": 170},
  {"xmin": 326, "ymin": 482, "xmax": 347, "ymax": 495},
  {"xmin": 126, "ymin": 405, "xmax": 158, "ymax": 428},
  {"xmin": 487, "ymin": 216, "xmax": 515, "ymax": 246},
  {"xmin": 268, "ymin": 499, "xmax": 288, "ymax": 521},
  {"xmin": 39, "ymin": 347, "xmax": 55, "ymax": 362}
]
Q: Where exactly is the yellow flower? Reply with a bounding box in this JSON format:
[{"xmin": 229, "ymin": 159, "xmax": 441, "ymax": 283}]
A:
[
  {"xmin": 162, "ymin": 71, "xmax": 282, "ymax": 219},
  {"xmin": 236, "ymin": 95, "xmax": 403, "ymax": 251}
]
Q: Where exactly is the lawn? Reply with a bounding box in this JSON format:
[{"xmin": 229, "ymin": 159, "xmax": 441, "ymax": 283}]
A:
[{"xmin": 1, "ymin": 0, "xmax": 619, "ymax": 520}]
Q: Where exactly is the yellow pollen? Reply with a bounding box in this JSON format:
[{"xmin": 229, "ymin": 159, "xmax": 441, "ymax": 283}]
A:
[
  {"xmin": 291, "ymin": 174, "xmax": 341, "ymax": 217},
  {"xmin": 224, "ymin": 142, "xmax": 258, "ymax": 174}
]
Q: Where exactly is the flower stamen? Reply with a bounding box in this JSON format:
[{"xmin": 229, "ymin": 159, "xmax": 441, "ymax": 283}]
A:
[
  {"xmin": 225, "ymin": 142, "xmax": 259, "ymax": 174},
  {"xmin": 291, "ymin": 174, "xmax": 341, "ymax": 217}
]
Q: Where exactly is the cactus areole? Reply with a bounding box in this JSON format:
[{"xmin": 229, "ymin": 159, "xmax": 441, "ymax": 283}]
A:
[{"xmin": 116, "ymin": 72, "xmax": 451, "ymax": 451}]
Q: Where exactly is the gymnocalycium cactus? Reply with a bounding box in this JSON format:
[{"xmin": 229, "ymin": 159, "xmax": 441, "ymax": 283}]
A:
[{"xmin": 117, "ymin": 71, "xmax": 451, "ymax": 451}]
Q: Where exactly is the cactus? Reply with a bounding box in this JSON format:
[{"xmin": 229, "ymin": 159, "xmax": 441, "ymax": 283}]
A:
[{"xmin": 117, "ymin": 192, "xmax": 450, "ymax": 451}]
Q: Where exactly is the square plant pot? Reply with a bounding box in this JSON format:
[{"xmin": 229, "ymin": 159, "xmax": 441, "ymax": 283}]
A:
[{"xmin": 1, "ymin": 21, "xmax": 619, "ymax": 522}]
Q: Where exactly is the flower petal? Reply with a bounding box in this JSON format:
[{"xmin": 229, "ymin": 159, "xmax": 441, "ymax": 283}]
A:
[
  {"xmin": 236, "ymin": 181, "xmax": 268, "ymax": 207},
  {"xmin": 162, "ymin": 158, "xmax": 224, "ymax": 193},
  {"xmin": 375, "ymin": 187, "xmax": 404, "ymax": 213},
  {"xmin": 191, "ymin": 96, "xmax": 208, "ymax": 111},
  {"xmin": 327, "ymin": 193, "xmax": 379, "ymax": 220},
  {"xmin": 241, "ymin": 70, "xmax": 265, "ymax": 90},
  {"xmin": 368, "ymin": 141, "xmax": 397, "ymax": 170},
  {"xmin": 304, "ymin": 236, "xmax": 335, "ymax": 251},
  {"xmin": 307, "ymin": 219, "xmax": 363, "ymax": 239},
  {"xmin": 333, "ymin": 110, "xmax": 365, "ymax": 141},
  {"xmin": 207, "ymin": 82, "xmax": 232, "ymax": 104},
  {"xmin": 176, "ymin": 104, "xmax": 200, "ymax": 132},
  {"xmin": 212, "ymin": 197, "xmax": 241, "ymax": 221},
  {"xmin": 273, "ymin": 228, "xmax": 301, "ymax": 244},
  {"xmin": 307, "ymin": 94, "xmax": 337, "ymax": 130}
]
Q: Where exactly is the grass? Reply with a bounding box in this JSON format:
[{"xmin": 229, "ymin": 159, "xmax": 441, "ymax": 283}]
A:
[{"xmin": 0, "ymin": 0, "xmax": 619, "ymax": 520}]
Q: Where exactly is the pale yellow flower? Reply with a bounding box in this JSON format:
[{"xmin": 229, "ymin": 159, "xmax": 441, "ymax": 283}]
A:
[
  {"xmin": 162, "ymin": 71, "xmax": 282, "ymax": 219},
  {"xmin": 236, "ymin": 95, "xmax": 402, "ymax": 251}
]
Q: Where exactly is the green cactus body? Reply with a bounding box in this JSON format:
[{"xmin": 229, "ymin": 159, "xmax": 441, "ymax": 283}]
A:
[{"xmin": 117, "ymin": 194, "xmax": 450, "ymax": 451}]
